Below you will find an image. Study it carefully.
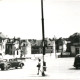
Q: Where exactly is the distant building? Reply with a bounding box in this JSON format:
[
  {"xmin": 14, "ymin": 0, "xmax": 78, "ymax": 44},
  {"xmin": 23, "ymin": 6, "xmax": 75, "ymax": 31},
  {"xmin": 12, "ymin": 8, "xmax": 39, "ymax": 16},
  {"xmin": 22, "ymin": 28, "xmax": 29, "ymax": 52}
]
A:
[
  {"xmin": 56, "ymin": 38, "xmax": 67, "ymax": 52},
  {"xmin": 13, "ymin": 39, "xmax": 20, "ymax": 58},
  {"xmin": 0, "ymin": 32, "xmax": 7, "ymax": 56},
  {"xmin": 5, "ymin": 39, "xmax": 14, "ymax": 55},
  {"xmin": 5, "ymin": 38, "xmax": 20, "ymax": 58},
  {"xmin": 30, "ymin": 38, "xmax": 55, "ymax": 54},
  {"xmin": 70, "ymin": 43, "xmax": 80, "ymax": 56},
  {"xmin": 20, "ymin": 39, "xmax": 28, "ymax": 57},
  {"xmin": 68, "ymin": 32, "xmax": 80, "ymax": 56},
  {"xmin": 26, "ymin": 40, "xmax": 31, "ymax": 57}
]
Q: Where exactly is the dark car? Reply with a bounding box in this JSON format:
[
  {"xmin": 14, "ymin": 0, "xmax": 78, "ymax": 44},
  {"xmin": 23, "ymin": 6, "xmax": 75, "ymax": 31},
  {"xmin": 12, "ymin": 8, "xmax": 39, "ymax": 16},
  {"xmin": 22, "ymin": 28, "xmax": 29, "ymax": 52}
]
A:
[
  {"xmin": 0, "ymin": 59, "xmax": 11, "ymax": 70},
  {"xmin": 0, "ymin": 58, "xmax": 24, "ymax": 71},
  {"xmin": 74, "ymin": 54, "xmax": 80, "ymax": 69},
  {"xmin": 9, "ymin": 58, "xmax": 24, "ymax": 69}
]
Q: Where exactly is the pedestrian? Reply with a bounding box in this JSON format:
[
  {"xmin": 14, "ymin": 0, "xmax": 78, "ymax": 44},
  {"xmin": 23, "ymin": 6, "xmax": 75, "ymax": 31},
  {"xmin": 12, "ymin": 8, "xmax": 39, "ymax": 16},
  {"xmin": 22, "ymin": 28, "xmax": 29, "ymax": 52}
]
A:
[{"xmin": 37, "ymin": 58, "xmax": 41, "ymax": 75}]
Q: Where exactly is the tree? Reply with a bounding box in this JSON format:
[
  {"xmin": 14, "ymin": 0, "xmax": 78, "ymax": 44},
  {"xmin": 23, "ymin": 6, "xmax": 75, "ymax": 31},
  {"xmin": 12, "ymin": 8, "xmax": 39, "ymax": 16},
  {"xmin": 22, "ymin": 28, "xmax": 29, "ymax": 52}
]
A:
[{"xmin": 68, "ymin": 32, "xmax": 80, "ymax": 43}]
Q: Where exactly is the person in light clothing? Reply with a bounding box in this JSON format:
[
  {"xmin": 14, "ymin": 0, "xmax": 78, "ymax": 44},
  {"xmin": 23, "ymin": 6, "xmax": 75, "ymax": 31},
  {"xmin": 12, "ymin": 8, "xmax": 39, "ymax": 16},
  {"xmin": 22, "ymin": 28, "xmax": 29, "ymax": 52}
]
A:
[{"xmin": 37, "ymin": 58, "xmax": 41, "ymax": 75}]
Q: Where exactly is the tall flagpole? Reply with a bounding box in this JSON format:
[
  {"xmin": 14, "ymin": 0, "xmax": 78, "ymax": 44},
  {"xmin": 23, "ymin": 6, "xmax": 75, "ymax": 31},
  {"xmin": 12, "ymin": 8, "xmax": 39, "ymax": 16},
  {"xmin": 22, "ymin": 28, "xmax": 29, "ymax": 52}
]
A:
[{"xmin": 41, "ymin": 0, "xmax": 46, "ymax": 76}]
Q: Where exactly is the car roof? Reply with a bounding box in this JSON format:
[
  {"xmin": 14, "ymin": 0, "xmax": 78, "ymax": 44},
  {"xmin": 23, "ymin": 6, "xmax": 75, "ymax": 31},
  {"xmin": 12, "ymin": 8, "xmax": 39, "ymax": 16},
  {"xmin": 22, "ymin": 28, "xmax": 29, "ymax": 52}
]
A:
[
  {"xmin": 78, "ymin": 53, "xmax": 80, "ymax": 55},
  {"xmin": 75, "ymin": 54, "xmax": 80, "ymax": 57}
]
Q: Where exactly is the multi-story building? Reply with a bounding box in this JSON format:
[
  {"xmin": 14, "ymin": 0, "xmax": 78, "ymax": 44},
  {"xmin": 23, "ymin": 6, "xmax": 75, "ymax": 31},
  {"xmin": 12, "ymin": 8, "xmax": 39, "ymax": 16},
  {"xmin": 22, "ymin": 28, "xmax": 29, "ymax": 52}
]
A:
[
  {"xmin": 0, "ymin": 32, "xmax": 7, "ymax": 56},
  {"xmin": 5, "ymin": 38, "xmax": 20, "ymax": 58},
  {"xmin": 70, "ymin": 43, "xmax": 80, "ymax": 56}
]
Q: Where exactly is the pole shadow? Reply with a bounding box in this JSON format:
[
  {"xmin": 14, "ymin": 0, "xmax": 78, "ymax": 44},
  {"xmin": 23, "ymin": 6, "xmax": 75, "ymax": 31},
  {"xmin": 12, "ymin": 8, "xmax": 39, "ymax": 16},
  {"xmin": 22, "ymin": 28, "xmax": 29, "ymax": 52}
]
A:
[{"xmin": 28, "ymin": 73, "xmax": 49, "ymax": 77}]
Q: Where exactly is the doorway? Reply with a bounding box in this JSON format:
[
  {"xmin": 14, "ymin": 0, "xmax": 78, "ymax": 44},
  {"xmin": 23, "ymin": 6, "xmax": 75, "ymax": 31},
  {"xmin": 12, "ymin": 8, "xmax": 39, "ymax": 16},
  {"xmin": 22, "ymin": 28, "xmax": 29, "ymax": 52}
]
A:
[{"xmin": 76, "ymin": 48, "xmax": 79, "ymax": 55}]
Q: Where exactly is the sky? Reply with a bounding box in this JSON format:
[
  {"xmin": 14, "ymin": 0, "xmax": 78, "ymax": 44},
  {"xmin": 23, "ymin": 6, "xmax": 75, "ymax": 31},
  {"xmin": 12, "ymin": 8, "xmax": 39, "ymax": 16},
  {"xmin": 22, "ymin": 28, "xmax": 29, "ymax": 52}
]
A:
[{"xmin": 0, "ymin": 0, "xmax": 80, "ymax": 39}]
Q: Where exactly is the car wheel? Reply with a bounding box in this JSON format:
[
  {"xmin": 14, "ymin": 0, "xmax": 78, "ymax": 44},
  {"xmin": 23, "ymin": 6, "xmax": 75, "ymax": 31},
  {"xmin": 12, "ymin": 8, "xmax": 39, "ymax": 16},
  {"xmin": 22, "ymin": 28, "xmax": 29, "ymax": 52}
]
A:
[
  {"xmin": 15, "ymin": 67, "xmax": 18, "ymax": 69},
  {"xmin": 20, "ymin": 64, "xmax": 23, "ymax": 69},
  {"xmin": 76, "ymin": 66, "xmax": 78, "ymax": 69}
]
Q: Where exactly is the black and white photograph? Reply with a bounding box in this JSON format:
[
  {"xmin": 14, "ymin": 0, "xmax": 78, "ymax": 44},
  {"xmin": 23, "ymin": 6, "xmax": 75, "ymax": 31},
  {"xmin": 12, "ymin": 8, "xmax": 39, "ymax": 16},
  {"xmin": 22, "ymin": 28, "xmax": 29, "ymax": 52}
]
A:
[{"xmin": 0, "ymin": 0, "xmax": 80, "ymax": 79}]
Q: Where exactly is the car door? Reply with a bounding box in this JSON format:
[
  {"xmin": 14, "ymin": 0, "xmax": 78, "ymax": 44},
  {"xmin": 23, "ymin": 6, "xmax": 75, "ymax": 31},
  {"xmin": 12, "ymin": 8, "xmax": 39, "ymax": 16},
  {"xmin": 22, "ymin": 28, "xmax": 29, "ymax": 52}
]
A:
[{"xmin": 9, "ymin": 59, "xmax": 17, "ymax": 67}]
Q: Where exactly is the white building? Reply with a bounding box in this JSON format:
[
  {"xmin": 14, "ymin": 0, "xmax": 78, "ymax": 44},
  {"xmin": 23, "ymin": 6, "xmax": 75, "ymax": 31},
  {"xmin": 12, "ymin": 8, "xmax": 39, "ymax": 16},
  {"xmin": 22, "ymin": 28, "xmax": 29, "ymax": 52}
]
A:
[{"xmin": 0, "ymin": 32, "xmax": 7, "ymax": 57}]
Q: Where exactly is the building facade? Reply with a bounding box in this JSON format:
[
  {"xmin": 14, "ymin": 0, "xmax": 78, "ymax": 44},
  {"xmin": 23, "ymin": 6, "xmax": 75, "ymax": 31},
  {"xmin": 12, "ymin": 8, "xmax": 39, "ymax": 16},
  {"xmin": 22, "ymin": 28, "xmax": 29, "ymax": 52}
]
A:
[
  {"xmin": 31, "ymin": 38, "xmax": 55, "ymax": 54},
  {"xmin": 0, "ymin": 33, "xmax": 7, "ymax": 56},
  {"xmin": 71, "ymin": 43, "xmax": 80, "ymax": 56}
]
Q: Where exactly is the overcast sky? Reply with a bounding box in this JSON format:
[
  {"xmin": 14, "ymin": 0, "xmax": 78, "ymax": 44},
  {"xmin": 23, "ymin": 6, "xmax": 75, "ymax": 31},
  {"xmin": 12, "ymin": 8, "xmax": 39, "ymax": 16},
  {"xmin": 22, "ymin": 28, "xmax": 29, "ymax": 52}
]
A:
[{"xmin": 0, "ymin": 0, "xmax": 80, "ymax": 39}]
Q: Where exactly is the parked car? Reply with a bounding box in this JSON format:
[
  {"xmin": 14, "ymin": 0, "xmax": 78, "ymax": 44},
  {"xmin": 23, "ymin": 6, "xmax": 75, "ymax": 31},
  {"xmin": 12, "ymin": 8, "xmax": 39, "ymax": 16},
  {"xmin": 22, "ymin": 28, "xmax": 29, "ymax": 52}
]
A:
[
  {"xmin": 9, "ymin": 58, "xmax": 24, "ymax": 69},
  {"xmin": 73, "ymin": 54, "xmax": 80, "ymax": 69},
  {"xmin": 0, "ymin": 59, "xmax": 11, "ymax": 70},
  {"xmin": 0, "ymin": 58, "xmax": 24, "ymax": 71}
]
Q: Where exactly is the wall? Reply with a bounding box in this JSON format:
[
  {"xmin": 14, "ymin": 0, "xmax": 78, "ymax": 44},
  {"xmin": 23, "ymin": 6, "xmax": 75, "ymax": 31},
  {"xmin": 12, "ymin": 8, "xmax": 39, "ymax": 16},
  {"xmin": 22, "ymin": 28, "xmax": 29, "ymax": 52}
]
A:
[{"xmin": 71, "ymin": 46, "xmax": 76, "ymax": 56}]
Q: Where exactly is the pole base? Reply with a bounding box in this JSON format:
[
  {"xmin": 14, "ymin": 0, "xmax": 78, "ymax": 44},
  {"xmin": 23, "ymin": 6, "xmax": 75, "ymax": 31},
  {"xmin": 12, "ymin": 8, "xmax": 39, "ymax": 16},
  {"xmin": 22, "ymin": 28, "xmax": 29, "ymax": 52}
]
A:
[{"xmin": 42, "ymin": 71, "xmax": 45, "ymax": 76}]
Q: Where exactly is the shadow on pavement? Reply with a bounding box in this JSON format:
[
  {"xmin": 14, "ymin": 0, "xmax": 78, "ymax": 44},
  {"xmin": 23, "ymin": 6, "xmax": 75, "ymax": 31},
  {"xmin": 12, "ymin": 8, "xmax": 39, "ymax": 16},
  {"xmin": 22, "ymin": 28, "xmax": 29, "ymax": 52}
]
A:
[
  {"xmin": 28, "ymin": 73, "xmax": 49, "ymax": 77},
  {"xmin": 69, "ymin": 68, "xmax": 80, "ymax": 70},
  {"xmin": 0, "ymin": 67, "xmax": 23, "ymax": 71}
]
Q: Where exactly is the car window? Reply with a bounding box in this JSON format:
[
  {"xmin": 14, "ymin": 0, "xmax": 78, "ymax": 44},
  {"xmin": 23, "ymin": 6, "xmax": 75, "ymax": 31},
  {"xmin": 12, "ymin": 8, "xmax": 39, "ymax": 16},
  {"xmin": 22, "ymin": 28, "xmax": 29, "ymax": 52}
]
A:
[
  {"xmin": 14, "ymin": 59, "xmax": 17, "ymax": 61},
  {"xmin": 3, "ymin": 59, "xmax": 7, "ymax": 62},
  {"xmin": 9, "ymin": 59, "xmax": 13, "ymax": 62}
]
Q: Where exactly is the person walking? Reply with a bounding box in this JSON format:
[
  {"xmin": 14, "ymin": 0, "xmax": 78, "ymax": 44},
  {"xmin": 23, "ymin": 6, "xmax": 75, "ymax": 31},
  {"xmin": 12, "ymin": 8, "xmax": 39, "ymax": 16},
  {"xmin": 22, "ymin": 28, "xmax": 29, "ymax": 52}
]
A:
[{"xmin": 37, "ymin": 58, "xmax": 41, "ymax": 75}]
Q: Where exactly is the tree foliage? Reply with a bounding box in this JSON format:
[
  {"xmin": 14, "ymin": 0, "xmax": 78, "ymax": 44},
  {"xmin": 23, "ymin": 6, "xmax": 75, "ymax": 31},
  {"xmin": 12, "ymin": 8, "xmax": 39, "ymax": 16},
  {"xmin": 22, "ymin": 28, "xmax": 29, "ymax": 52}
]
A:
[{"xmin": 68, "ymin": 32, "xmax": 80, "ymax": 43}]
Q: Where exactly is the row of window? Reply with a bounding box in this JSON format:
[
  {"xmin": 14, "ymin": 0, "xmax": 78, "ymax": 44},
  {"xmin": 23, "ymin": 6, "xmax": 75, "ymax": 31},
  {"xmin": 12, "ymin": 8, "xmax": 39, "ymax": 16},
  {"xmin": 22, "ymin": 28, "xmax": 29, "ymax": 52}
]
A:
[
  {"xmin": 32, "ymin": 50, "xmax": 53, "ymax": 54},
  {"xmin": 32, "ymin": 46, "xmax": 53, "ymax": 49}
]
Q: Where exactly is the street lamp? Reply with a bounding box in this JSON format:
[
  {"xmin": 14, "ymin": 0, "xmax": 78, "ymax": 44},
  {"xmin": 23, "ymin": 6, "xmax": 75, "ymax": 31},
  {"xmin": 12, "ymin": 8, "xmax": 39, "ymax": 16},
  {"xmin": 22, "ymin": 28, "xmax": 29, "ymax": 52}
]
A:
[{"xmin": 41, "ymin": 0, "xmax": 46, "ymax": 76}]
